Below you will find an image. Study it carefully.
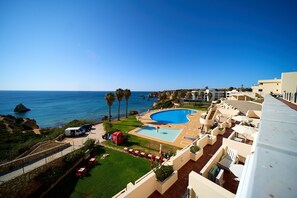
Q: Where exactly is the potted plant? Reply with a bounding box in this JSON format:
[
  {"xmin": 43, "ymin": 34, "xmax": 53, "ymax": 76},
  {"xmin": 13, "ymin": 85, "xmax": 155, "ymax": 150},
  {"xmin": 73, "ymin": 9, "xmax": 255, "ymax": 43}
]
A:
[
  {"xmin": 218, "ymin": 127, "xmax": 225, "ymax": 134},
  {"xmin": 190, "ymin": 145, "xmax": 203, "ymax": 161},
  {"xmin": 155, "ymin": 165, "xmax": 178, "ymax": 194},
  {"xmin": 207, "ymin": 135, "xmax": 217, "ymax": 145}
]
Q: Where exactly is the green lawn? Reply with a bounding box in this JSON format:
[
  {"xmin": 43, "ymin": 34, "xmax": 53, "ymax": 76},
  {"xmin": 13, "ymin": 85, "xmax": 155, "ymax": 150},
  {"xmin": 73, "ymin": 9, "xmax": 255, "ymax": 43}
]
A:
[
  {"xmin": 111, "ymin": 116, "xmax": 143, "ymax": 132},
  {"xmin": 182, "ymin": 105, "xmax": 208, "ymax": 111},
  {"xmin": 71, "ymin": 148, "xmax": 150, "ymax": 197}
]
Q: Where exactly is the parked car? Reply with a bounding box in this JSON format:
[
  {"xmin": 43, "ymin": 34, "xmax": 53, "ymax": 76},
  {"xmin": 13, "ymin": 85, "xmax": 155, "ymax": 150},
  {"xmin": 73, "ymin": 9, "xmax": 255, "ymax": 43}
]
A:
[
  {"xmin": 80, "ymin": 124, "xmax": 93, "ymax": 132},
  {"xmin": 64, "ymin": 127, "xmax": 86, "ymax": 136}
]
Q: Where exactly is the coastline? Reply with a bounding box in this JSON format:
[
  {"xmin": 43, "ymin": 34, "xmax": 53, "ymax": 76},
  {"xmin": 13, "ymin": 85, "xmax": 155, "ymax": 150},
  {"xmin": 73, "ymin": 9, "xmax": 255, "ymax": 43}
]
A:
[{"xmin": 0, "ymin": 91, "xmax": 157, "ymax": 128}]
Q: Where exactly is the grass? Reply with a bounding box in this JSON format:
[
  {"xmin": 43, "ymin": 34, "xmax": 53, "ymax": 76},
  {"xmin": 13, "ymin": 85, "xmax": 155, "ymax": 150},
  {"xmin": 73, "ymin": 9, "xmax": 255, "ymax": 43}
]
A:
[
  {"xmin": 110, "ymin": 116, "xmax": 143, "ymax": 132},
  {"xmin": 182, "ymin": 105, "xmax": 208, "ymax": 111},
  {"xmin": 103, "ymin": 116, "xmax": 179, "ymax": 155},
  {"xmin": 48, "ymin": 147, "xmax": 150, "ymax": 198}
]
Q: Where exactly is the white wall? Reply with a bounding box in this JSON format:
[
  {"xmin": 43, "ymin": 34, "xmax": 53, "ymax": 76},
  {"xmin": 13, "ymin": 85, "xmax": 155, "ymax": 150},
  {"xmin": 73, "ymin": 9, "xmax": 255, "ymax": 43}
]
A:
[{"xmin": 188, "ymin": 171, "xmax": 235, "ymax": 198}]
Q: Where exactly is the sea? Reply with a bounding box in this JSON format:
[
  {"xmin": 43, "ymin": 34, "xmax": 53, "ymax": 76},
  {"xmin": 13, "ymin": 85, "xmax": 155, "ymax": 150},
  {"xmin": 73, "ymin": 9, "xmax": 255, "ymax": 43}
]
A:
[{"xmin": 0, "ymin": 91, "xmax": 157, "ymax": 128}]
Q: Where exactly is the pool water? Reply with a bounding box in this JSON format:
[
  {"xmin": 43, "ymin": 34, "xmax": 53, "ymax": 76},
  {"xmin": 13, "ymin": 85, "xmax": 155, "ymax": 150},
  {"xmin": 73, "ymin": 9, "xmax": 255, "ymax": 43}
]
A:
[
  {"xmin": 136, "ymin": 126, "xmax": 182, "ymax": 142},
  {"xmin": 150, "ymin": 109, "xmax": 196, "ymax": 124}
]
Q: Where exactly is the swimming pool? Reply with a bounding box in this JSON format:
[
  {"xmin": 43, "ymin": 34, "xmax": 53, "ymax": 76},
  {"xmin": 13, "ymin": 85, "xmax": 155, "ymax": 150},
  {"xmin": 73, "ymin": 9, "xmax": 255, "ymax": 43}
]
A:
[
  {"xmin": 150, "ymin": 109, "xmax": 196, "ymax": 124},
  {"xmin": 136, "ymin": 126, "xmax": 182, "ymax": 142}
]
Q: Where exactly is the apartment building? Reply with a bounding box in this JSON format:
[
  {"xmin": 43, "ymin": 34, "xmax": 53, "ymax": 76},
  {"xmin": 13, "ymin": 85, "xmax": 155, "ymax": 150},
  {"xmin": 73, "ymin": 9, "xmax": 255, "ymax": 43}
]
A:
[{"xmin": 252, "ymin": 71, "xmax": 297, "ymax": 104}]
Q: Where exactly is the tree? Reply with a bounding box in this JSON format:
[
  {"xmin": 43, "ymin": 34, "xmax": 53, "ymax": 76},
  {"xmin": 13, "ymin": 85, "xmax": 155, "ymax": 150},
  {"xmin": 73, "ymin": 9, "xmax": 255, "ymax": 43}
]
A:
[
  {"xmin": 115, "ymin": 88, "xmax": 124, "ymax": 121},
  {"xmin": 194, "ymin": 92, "xmax": 199, "ymax": 105},
  {"xmin": 207, "ymin": 92, "xmax": 213, "ymax": 101},
  {"xmin": 180, "ymin": 90, "xmax": 187, "ymax": 98},
  {"xmin": 172, "ymin": 90, "xmax": 178, "ymax": 101},
  {"xmin": 186, "ymin": 92, "xmax": 192, "ymax": 100},
  {"xmin": 194, "ymin": 92, "xmax": 199, "ymax": 100},
  {"xmin": 105, "ymin": 92, "xmax": 115, "ymax": 122},
  {"xmin": 123, "ymin": 89, "xmax": 131, "ymax": 118},
  {"xmin": 199, "ymin": 91, "xmax": 204, "ymax": 101}
]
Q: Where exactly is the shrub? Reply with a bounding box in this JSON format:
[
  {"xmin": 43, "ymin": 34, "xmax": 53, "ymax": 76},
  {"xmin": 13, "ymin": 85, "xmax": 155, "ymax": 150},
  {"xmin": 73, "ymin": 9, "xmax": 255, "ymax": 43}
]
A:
[
  {"xmin": 102, "ymin": 115, "xmax": 108, "ymax": 121},
  {"xmin": 83, "ymin": 139, "xmax": 96, "ymax": 151},
  {"xmin": 129, "ymin": 110, "xmax": 139, "ymax": 115},
  {"xmin": 64, "ymin": 149, "xmax": 85, "ymax": 164},
  {"xmin": 154, "ymin": 165, "xmax": 174, "ymax": 182},
  {"xmin": 210, "ymin": 122, "xmax": 218, "ymax": 129},
  {"xmin": 190, "ymin": 145, "xmax": 200, "ymax": 154},
  {"xmin": 103, "ymin": 122, "xmax": 119, "ymax": 134},
  {"xmin": 152, "ymin": 100, "xmax": 174, "ymax": 110}
]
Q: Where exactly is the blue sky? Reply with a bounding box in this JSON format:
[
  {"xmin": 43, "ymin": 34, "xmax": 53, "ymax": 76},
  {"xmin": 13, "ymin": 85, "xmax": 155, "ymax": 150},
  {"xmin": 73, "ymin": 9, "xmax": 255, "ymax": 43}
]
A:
[{"xmin": 0, "ymin": 0, "xmax": 296, "ymax": 91}]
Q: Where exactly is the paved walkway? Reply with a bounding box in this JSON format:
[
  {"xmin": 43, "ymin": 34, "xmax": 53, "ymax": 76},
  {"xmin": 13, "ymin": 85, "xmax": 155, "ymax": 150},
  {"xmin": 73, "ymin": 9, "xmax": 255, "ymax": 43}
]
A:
[
  {"xmin": 0, "ymin": 123, "xmax": 105, "ymax": 184},
  {"xmin": 279, "ymin": 98, "xmax": 297, "ymax": 111}
]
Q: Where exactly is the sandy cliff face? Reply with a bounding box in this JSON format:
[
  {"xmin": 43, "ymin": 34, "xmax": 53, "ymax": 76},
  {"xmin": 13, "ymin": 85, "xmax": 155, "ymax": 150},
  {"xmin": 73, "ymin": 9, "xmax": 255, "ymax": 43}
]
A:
[{"xmin": 0, "ymin": 115, "xmax": 39, "ymax": 133}]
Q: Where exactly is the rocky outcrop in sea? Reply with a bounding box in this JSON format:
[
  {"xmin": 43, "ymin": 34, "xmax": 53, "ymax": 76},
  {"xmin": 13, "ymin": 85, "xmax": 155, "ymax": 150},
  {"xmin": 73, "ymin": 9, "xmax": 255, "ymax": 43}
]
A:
[{"xmin": 14, "ymin": 103, "xmax": 31, "ymax": 113}]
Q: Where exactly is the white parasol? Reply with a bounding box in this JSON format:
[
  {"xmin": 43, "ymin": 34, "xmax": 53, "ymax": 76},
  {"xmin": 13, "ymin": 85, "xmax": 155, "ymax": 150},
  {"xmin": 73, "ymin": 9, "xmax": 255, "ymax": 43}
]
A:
[
  {"xmin": 232, "ymin": 125, "xmax": 258, "ymax": 138},
  {"xmin": 232, "ymin": 115, "xmax": 252, "ymax": 123}
]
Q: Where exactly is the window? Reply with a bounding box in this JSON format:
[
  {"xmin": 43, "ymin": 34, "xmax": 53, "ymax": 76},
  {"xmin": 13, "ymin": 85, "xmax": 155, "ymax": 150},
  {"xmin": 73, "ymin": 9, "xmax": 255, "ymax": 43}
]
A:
[{"xmin": 259, "ymin": 89, "xmax": 263, "ymax": 92}]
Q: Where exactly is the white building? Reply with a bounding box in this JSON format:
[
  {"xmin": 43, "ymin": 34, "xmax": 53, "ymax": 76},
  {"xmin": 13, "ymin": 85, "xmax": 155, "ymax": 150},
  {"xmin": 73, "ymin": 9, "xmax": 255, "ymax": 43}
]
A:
[
  {"xmin": 252, "ymin": 78, "xmax": 281, "ymax": 96},
  {"xmin": 252, "ymin": 72, "xmax": 297, "ymax": 104}
]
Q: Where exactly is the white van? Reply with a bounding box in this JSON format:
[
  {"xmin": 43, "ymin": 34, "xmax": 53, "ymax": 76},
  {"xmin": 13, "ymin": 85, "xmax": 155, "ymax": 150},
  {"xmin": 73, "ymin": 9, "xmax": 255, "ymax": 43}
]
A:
[{"xmin": 64, "ymin": 127, "xmax": 86, "ymax": 137}]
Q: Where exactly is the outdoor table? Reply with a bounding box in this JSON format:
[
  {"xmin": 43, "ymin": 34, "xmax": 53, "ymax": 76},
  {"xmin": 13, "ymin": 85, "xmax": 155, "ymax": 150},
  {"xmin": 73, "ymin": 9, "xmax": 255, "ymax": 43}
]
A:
[
  {"xmin": 140, "ymin": 152, "xmax": 145, "ymax": 156},
  {"xmin": 76, "ymin": 167, "xmax": 86, "ymax": 177},
  {"xmin": 88, "ymin": 157, "xmax": 96, "ymax": 165},
  {"xmin": 134, "ymin": 150, "xmax": 140, "ymax": 156}
]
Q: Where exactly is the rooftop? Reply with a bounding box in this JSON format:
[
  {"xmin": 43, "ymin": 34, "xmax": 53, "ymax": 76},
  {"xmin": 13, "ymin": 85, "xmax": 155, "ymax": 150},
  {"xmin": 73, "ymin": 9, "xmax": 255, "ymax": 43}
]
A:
[
  {"xmin": 224, "ymin": 100, "xmax": 262, "ymax": 115},
  {"xmin": 236, "ymin": 95, "xmax": 297, "ymax": 198}
]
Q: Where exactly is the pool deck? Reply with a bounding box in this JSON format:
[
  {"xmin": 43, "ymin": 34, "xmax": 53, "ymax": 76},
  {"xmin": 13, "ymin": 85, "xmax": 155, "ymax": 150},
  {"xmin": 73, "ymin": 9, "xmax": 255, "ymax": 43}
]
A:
[{"xmin": 129, "ymin": 108, "xmax": 205, "ymax": 148}]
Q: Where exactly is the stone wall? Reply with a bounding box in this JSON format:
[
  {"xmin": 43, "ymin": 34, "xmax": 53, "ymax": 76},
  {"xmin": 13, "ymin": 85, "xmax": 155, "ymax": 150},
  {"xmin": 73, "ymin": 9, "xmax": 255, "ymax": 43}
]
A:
[
  {"xmin": 0, "ymin": 157, "xmax": 64, "ymax": 198},
  {"xmin": 0, "ymin": 143, "xmax": 70, "ymax": 174}
]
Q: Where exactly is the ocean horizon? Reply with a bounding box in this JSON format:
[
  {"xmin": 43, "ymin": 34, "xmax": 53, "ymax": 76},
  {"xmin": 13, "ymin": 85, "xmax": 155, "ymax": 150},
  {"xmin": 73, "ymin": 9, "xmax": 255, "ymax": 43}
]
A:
[{"xmin": 0, "ymin": 91, "xmax": 157, "ymax": 128}]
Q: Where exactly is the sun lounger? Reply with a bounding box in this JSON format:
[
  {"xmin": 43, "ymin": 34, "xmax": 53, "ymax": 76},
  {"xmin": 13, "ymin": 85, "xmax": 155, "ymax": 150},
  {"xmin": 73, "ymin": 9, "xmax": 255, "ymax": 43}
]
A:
[{"xmin": 183, "ymin": 136, "xmax": 196, "ymax": 141}]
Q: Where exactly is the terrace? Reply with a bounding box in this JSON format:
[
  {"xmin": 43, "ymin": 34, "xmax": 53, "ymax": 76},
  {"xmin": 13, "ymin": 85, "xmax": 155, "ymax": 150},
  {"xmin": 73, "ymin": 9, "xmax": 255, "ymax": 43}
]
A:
[{"xmin": 148, "ymin": 127, "xmax": 251, "ymax": 197}]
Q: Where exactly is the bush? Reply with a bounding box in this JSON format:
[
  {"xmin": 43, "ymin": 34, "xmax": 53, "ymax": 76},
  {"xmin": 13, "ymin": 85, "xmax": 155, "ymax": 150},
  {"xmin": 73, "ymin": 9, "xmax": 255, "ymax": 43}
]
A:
[
  {"xmin": 83, "ymin": 139, "xmax": 96, "ymax": 151},
  {"xmin": 64, "ymin": 149, "xmax": 85, "ymax": 164},
  {"xmin": 102, "ymin": 115, "xmax": 108, "ymax": 121},
  {"xmin": 154, "ymin": 165, "xmax": 174, "ymax": 182},
  {"xmin": 190, "ymin": 145, "xmax": 200, "ymax": 154},
  {"xmin": 103, "ymin": 122, "xmax": 119, "ymax": 134},
  {"xmin": 152, "ymin": 100, "xmax": 174, "ymax": 110},
  {"xmin": 129, "ymin": 110, "xmax": 138, "ymax": 115},
  {"xmin": 210, "ymin": 122, "xmax": 218, "ymax": 129}
]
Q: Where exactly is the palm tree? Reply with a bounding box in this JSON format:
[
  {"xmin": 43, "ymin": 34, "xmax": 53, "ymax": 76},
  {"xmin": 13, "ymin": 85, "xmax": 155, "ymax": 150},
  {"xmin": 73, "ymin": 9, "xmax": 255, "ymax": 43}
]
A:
[
  {"xmin": 123, "ymin": 89, "xmax": 131, "ymax": 118},
  {"xmin": 105, "ymin": 92, "xmax": 115, "ymax": 122},
  {"xmin": 115, "ymin": 88, "xmax": 124, "ymax": 121}
]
